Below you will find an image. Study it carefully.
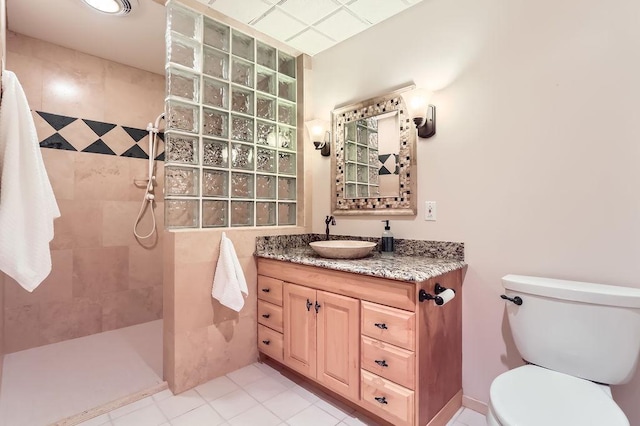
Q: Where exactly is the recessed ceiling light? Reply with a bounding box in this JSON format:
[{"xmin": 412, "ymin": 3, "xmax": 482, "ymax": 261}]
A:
[{"xmin": 81, "ymin": 0, "xmax": 134, "ymax": 16}]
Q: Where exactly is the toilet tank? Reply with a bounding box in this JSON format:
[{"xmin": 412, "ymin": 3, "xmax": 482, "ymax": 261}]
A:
[{"xmin": 502, "ymin": 275, "xmax": 640, "ymax": 385}]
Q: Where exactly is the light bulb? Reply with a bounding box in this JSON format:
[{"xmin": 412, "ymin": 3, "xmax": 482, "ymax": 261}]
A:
[
  {"xmin": 401, "ymin": 88, "xmax": 433, "ymax": 119},
  {"xmin": 83, "ymin": 0, "xmax": 122, "ymax": 14}
]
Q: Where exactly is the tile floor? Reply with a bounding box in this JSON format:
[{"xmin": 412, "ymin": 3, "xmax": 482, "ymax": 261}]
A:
[
  {"xmin": 79, "ymin": 362, "xmax": 487, "ymax": 426},
  {"xmin": 0, "ymin": 320, "xmax": 163, "ymax": 426}
]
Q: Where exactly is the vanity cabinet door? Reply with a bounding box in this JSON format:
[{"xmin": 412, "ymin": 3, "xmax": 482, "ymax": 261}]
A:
[
  {"xmin": 316, "ymin": 291, "xmax": 360, "ymax": 401},
  {"xmin": 283, "ymin": 283, "xmax": 317, "ymax": 378}
]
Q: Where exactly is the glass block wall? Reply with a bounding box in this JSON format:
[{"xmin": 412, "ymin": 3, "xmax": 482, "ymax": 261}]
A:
[{"xmin": 164, "ymin": 2, "xmax": 298, "ymax": 228}]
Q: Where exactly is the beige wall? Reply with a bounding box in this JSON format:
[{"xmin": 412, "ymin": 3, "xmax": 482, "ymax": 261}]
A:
[
  {"xmin": 0, "ymin": 0, "xmax": 5, "ymax": 71},
  {"xmin": 0, "ymin": 272, "xmax": 4, "ymax": 385},
  {"xmin": 310, "ymin": 0, "xmax": 640, "ymax": 424},
  {"xmin": 164, "ymin": 227, "xmax": 310, "ymax": 393},
  {"xmin": 4, "ymin": 32, "xmax": 166, "ymax": 352},
  {"xmin": 0, "ymin": 0, "xmax": 6, "ymax": 381}
]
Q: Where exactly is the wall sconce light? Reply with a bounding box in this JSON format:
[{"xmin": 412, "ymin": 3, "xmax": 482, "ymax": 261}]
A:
[
  {"xmin": 304, "ymin": 119, "xmax": 331, "ymax": 157},
  {"xmin": 401, "ymin": 88, "xmax": 436, "ymax": 139}
]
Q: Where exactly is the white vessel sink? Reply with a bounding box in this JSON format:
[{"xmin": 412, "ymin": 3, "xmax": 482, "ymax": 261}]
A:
[{"xmin": 309, "ymin": 240, "xmax": 377, "ymax": 259}]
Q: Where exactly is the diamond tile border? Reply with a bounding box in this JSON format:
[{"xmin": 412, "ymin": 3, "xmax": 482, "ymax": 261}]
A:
[{"xmin": 35, "ymin": 110, "xmax": 164, "ymax": 161}]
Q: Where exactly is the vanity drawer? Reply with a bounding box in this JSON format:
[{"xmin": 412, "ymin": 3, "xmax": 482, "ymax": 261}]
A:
[
  {"xmin": 258, "ymin": 324, "xmax": 283, "ymax": 362},
  {"xmin": 258, "ymin": 300, "xmax": 283, "ymax": 333},
  {"xmin": 361, "ymin": 336, "xmax": 415, "ymax": 389},
  {"xmin": 258, "ymin": 275, "xmax": 283, "ymax": 306},
  {"xmin": 361, "ymin": 370, "xmax": 415, "ymax": 426},
  {"xmin": 361, "ymin": 301, "xmax": 415, "ymax": 350}
]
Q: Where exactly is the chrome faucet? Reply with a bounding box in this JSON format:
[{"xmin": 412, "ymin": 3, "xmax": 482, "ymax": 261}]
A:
[{"xmin": 325, "ymin": 215, "xmax": 336, "ymax": 240}]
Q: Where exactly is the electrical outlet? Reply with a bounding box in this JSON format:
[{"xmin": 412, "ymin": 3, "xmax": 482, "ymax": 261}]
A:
[{"xmin": 425, "ymin": 201, "xmax": 437, "ymax": 221}]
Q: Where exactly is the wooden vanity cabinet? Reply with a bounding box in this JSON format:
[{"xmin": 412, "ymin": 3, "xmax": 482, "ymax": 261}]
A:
[
  {"xmin": 257, "ymin": 275, "xmax": 285, "ymax": 362},
  {"xmin": 284, "ymin": 283, "xmax": 360, "ymax": 401},
  {"xmin": 257, "ymin": 258, "xmax": 464, "ymax": 426}
]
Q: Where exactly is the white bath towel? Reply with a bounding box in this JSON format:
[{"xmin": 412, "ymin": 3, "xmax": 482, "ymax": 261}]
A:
[
  {"xmin": 212, "ymin": 232, "xmax": 248, "ymax": 312},
  {"xmin": 0, "ymin": 70, "xmax": 60, "ymax": 292}
]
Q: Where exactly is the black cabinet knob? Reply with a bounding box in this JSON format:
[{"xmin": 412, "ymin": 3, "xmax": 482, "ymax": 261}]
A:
[
  {"xmin": 262, "ymin": 340, "xmax": 270, "ymax": 345},
  {"xmin": 262, "ymin": 314, "xmax": 270, "ymax": 319},
  {"xmin": 374, "ymin": 323, "xmax": 388, "ymax": 330},
  {"xmin": 262, "ymin": 288, "xmax": 270, "ymax": 293}
]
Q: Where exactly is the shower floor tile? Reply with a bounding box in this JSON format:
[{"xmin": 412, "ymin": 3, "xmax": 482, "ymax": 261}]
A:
[{"xmin": 0, "ymin": 320, "xmax": 163, "ymax": 426}]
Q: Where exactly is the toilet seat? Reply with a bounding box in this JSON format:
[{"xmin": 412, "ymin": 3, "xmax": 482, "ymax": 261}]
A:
[{"xmin": 490, "ymin": 365, "xmax": 629, "ymax": 426}]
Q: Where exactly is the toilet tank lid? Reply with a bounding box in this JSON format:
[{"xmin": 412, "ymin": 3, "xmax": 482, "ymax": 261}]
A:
[{"xmin": 502, "ymin": 275, "xmax": 640, "ymax": 308}]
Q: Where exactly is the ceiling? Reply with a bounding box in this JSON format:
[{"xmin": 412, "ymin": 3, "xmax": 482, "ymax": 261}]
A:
[
  {"xmin": 7, "ymin": 0, "xmax": 166, "ymax": 74},
  {"xmin": 7, "ymin": 0, "xmax": 423, "ymax": 75},
  {"xmin": 200, "ymin": 0, "xmax": 423, "ymax": 56}
]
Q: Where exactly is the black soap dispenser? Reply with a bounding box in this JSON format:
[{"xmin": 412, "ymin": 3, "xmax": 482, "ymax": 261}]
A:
[{"xmin": 381, "ymin": 220, "xmax": 394, "ymax": 257}]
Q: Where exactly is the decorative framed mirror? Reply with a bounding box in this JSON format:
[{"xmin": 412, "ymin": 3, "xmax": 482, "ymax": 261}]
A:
[{"xmin": 331, "ymin": 86, "xmax": 417, "ymax": 216}]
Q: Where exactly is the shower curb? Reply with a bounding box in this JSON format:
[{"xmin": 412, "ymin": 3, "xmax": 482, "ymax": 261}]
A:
[{"xmin": 50, "ymin": 381, "xmax": 170, "ymax": 426}]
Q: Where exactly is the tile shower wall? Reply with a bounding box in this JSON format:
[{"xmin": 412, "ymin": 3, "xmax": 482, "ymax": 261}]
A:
[
  {"xmin": 164, "ymin": 2, "xmax": 298, "ymax": 228},
  {"xmin": 3, "ymin": 32, "xmax": 165, "ymax": 353}
]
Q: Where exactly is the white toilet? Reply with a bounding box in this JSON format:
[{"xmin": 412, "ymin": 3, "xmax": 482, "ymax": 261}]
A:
[{"xmin": 488, "ymin": 274, "xmax": 640, "ymax": 426}]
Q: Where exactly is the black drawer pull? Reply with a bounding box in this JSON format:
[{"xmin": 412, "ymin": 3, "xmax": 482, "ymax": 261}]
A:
[
  {"xmin": 261, "ymin": 288, "xmax": 270, "ymax": 293},
  {"xmin": 374, "ymin": 323, "xmax": 388, "ymax": 330},
  {"xmin": 262, "ymin": 340, "xmax": 270, "ymax": 345},
  {"xmin": 262, "ymin": 314, "xmax": 270, "ymax": 319},
  {"xmin": 374, "ymin": 359, "xmax": 389, "ymax": 367},
  {"xmin": 306, "ymin": 299, "xmax": 312, "ymax": 311},
  {"xmin": 374, "ymin": 396, "xmax": 388, "ymax": 404}
]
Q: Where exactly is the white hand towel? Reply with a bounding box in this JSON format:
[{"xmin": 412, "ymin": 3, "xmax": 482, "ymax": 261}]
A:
[
  {"xmin": 212, "ymin": 232, "xmax": 248, "ymax": 312},
  {"xmin": 0, "ymin": 70, "xmax": 60, "ymax": 292}
]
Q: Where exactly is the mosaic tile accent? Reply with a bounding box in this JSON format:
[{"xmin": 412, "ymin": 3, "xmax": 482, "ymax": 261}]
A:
[
  {"xmin": 35, "ymin": 111, "xmax": 164, "ymax": 160},
  {"xmin": 255, "ymin": 234, "xmax": 465, "ymax": 282},
  {"xmin": 332, "ymin": 89, "xmax": 415, "ymax": 214}
]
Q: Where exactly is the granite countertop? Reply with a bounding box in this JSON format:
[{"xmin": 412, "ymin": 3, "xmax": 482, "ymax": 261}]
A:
[{"xmin": 255, "ymin": 245, "xmax": 467, "ymax": 283}]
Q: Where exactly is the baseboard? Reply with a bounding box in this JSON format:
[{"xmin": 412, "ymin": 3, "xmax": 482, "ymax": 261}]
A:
[
  {"xmin": 427, "ymin": 390, "xmax": 463, "ymax": 426},
  {"xmin": 0, "ymin": 352, "xmax": 4, "ymax": 401},
  {"xmin": 52, "ymin": 381, "xmax": 169, "ymax": 426},
  {"xmin": 462, "ymin": 394, "xmax": 488, "ymax": 415}
]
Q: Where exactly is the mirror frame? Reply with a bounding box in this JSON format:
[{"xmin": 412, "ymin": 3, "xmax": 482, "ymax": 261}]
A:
[{"xmin": 331, "ymin": 86, "xmax": 417, "ymax": 216}]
